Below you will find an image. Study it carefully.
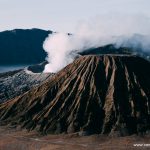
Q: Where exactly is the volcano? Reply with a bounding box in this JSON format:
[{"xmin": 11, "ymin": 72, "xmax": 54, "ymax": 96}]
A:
[{"xmin": 0, "ymin": 55, "xmax": 150, "ymax": 136}]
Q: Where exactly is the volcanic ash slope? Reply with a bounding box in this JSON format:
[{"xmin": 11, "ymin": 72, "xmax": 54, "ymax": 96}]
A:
[{"xmin": 0, "ymin": 55, "xmax": 150, "ymax": 136}]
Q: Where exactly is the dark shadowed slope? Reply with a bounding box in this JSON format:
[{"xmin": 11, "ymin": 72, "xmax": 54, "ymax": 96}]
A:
[
  {"xmin": 0, "ymin": 28, "xmax": 52, "ymax": 65},
  {"xmin": 0, "ymin": 55, "xmax": 150, "ymax": 136},
  {"xmin": 79, "ymin": 45, "xmax": 150, "ymax": 61}
]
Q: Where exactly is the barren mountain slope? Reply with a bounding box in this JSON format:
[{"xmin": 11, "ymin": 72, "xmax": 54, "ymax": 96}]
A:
[{"xmin": 0, "ymin": 55, "xmax": 150, "ymax": 136}]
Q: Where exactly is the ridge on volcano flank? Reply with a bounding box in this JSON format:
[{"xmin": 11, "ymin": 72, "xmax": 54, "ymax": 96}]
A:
[{"xmin": 0, "ymin": 55, "xmax": 150, "ymax": 136}]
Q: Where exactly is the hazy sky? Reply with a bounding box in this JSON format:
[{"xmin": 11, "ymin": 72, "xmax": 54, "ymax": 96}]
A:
[{"xmin": 0, "ymin": 0, "xmax": 150, "ymax": 32}]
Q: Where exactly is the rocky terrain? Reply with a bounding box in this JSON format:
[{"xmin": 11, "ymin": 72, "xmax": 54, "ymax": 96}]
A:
[
  {"xmin": 0, "ymin": 64, "xmax": 53, "ymax": 103},
  {"xmin": 0, "ymin": 55, "xmax": 149, "ymax": 136}
]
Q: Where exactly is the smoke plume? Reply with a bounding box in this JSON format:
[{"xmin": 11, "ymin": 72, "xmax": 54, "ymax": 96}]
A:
[{"xmin": 43, "ymin": 14, "xmax": 150, "ymax": 73}]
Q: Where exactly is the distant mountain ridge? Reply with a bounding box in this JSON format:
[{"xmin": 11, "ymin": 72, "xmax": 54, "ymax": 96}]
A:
[
  {"xmin": 0, "ymin": 29, "xmax": 149, "ymax": 66},
  {"xmin": 0, "ymin": 28, "xmax": 52, "ymax": 65},
  {"xmin": 79, "ymin": 44, "xmax": 150, "ymax": 61}
]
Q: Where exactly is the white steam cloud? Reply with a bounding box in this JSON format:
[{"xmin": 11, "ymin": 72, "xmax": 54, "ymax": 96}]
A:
[{"xmin": 43, "ymin": 14, "xmax": 150, "ymax": 73}]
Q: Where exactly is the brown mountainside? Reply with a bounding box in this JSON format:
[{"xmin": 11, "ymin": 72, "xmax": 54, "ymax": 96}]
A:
[{"xmin": 0, "ymin": 55, "xmax": 150, "ymax": 136}]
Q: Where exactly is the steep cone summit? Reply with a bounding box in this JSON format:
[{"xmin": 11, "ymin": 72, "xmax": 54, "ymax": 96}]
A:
[{"xmin": 0, "ymin": 55, "xmax": 150, "ymax": 136}]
